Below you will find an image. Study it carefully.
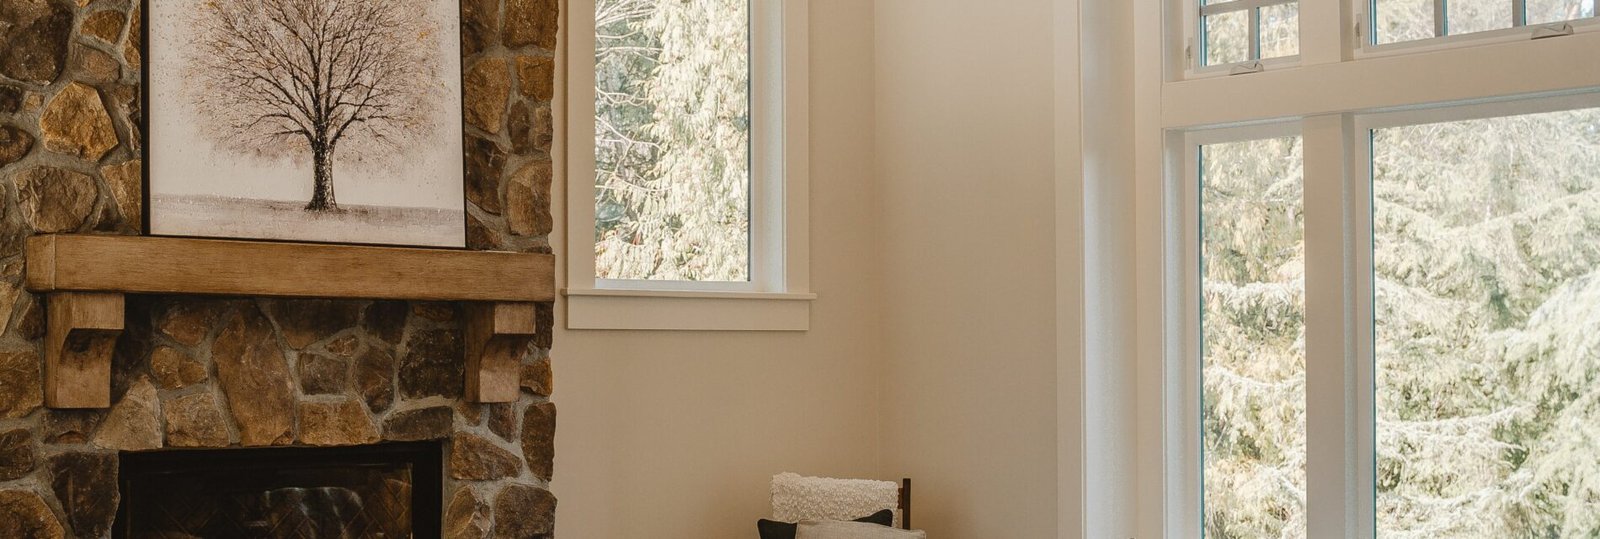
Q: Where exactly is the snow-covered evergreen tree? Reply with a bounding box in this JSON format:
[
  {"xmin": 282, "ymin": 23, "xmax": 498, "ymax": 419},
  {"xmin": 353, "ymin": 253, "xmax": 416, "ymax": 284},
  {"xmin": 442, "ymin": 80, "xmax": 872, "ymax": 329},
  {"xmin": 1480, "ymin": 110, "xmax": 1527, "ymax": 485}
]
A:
[
  {"xmin": 1373, "ymin": 107, "xmax": 1600, "ymax": 537},
  {"xmin": 1202, "ymin": 136, "xmax": 1307, "ymax": 538},
  {"xmin": 594, "ymin": 0, "xmax": 750, "ymax": 281},
  {"xmin": 1200, "ymin": 105, "xmax": 1600, "ymax": 538}
]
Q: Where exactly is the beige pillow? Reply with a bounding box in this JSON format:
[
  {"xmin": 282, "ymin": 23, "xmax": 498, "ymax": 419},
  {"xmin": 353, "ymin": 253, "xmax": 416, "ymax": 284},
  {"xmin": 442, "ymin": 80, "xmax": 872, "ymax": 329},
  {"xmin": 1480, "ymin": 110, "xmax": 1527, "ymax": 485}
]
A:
[{"xmin": 795, "ymin": 520, "xmax": 927, "ymax": 539}]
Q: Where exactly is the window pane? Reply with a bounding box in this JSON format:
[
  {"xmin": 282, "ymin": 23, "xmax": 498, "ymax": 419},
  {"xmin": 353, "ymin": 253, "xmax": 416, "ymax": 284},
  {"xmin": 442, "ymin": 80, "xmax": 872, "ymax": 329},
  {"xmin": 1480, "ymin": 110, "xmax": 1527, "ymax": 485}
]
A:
[
  {"xmin": 1527, "ymin": 0, "xmax": 1597, "ymax": 24},
  {"xmin": 594, "ymin": 0, "xmax": 751, "ymax": 281},
  {"xmin": 1201, "ymin": 136, "xmax": 1306, "ymax": 538},
  {"xmin": 1205, "ymin": 10, "xmax": 1251, "ymax": 66},
  {"xmin": 1260, "ymin": 3, "xmax": 1300, "ymax": 59},
  {"xmin": 1446, "ymin": 0, "xmax": 1514, "ymax": 35},
  {"xmin": 1373, "ymin": 0, "xmax": 1437, "ymax": 44},
  {"xmin": 1374, "ymin": 106, "xmax": 1600, "ymax": 535}
]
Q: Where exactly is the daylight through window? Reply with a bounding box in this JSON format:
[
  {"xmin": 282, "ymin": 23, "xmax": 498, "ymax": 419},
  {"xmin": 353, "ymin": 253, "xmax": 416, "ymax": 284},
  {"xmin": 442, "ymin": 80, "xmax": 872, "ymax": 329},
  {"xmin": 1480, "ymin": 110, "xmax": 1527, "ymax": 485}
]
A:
[
  {"xmin": 1371, "ymin": 0, "xmax": 1597, "ymax": 44},
  {"xmin": 594, "ymin": 0, "xmax": 751, "ymax": 282},
  {"xmin": 1372, "ymin": 105, "xmax": 1600, "ymax": 535},
  {"xmin": 1199, "ymin": 0, "xmax": 1300, "ymax": 67},
  {"xmin": 1200, "ymin": 135, "xmax": 1307, "ymax": 537}
]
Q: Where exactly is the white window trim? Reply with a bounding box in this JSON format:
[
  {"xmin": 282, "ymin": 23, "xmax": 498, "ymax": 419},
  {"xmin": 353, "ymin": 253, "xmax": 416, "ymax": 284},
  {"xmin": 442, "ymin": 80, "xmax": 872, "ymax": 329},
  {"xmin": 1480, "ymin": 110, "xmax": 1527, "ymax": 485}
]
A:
[
  {"xmin": 1162, "ymin": 29, "xmax": 1600, "ymax": 129},
  {"xmin": 1133, "ymin": 0, "xmax": 1600, "ymax": 535},
  {"xmin": 562, "ymin": 0, "xmax": 813, "ymax": 331}
]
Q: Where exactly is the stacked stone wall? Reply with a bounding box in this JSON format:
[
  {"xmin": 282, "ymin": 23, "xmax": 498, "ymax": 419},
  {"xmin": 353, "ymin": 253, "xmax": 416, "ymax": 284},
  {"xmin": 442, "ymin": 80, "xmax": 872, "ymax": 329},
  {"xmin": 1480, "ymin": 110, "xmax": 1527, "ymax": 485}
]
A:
[{"xmin": 0, "ymin": 0, "xmax": 560, "ymax": 536}]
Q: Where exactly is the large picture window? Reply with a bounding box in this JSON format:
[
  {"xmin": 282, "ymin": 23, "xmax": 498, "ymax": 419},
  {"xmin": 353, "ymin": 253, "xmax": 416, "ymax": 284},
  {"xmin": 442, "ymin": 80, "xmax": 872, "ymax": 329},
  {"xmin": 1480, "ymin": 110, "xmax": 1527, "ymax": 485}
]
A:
[
  {"xmin": 1151, "ymin": 0, "xmax": 1600, "ymax": 532},
  {"xmin": 1370, "ymin": 102, "xmax": 1600, "ymax": 535}
]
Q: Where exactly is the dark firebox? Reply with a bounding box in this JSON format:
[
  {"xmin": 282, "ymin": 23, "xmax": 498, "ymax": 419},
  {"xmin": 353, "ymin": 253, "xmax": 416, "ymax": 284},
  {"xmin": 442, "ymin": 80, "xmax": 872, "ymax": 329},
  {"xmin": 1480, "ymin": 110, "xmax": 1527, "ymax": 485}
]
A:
[{"xmin": 114, "ymin": 442, "xmax": 442, "ymax": 538}]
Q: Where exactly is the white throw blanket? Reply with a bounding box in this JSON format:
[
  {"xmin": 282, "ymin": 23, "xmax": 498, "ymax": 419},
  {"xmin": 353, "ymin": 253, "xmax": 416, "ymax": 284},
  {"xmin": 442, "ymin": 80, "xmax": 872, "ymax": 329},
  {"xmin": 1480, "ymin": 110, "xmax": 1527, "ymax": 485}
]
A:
[
  {"xmin": 771, "ymin": 473, "xmax": 902, "ymax": 528},
  {"xmin": 797, "ymin": 521, "xmax": 927, "ymax": 539}
]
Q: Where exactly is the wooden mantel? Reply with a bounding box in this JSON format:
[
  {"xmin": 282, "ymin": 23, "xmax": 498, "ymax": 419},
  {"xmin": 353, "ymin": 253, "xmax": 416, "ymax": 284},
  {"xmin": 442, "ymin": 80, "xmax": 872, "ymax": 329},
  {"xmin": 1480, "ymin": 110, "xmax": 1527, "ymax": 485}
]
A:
[{"xmin": 24, "ymin": 235, "xmax": 556, "ymax": 409}]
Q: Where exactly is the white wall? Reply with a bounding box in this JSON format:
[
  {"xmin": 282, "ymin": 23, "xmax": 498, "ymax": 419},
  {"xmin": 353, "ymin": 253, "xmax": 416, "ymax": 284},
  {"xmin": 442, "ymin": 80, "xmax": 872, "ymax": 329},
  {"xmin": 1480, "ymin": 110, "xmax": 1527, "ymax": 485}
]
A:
[
  {"xmin": 555, "ymin": 1, "xmax": 1084, "ymax": 537},
  {"xmin": 551, "ymin": 1, "xmax": 883, "ymax": 537},
  {"xmin": 874, "ymin": 1, "xmax": 1061, "ymax": 537}
]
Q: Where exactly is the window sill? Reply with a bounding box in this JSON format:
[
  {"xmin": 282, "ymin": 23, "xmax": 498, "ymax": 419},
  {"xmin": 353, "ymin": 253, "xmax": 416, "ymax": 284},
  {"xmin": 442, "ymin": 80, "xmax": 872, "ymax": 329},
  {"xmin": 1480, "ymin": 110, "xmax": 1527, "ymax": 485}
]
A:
[{"xmin": 562, "ymin": 288, "xmax": 815, "ymax": 331}]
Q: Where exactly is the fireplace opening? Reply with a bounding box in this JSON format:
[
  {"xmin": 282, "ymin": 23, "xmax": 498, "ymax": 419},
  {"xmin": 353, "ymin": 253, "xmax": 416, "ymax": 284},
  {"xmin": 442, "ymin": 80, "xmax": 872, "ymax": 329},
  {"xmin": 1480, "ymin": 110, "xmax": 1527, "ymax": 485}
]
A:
[{"xmin": 114, "ymin": 442, "xmax": 443, "ymax": 539}]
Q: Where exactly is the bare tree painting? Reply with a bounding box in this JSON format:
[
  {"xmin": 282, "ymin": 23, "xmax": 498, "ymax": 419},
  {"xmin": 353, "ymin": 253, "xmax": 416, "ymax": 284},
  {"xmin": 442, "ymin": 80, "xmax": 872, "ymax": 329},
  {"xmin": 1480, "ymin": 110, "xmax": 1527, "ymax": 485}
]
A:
[
  {"xmin": 190, "ymin": 0, "xmax": 440, "ymax": 212},
  {"xmin": 148, "ymin": 0, "xmax": 464, "ymax": 247}
]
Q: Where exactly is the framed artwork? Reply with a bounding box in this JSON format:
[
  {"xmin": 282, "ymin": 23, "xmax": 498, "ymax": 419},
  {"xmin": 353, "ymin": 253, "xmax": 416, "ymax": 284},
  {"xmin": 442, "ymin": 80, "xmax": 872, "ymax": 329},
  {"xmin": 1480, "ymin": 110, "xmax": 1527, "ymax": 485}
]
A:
[{"xmin": 145, "ymin": 0, "xmax": 466, "ymax": 248}]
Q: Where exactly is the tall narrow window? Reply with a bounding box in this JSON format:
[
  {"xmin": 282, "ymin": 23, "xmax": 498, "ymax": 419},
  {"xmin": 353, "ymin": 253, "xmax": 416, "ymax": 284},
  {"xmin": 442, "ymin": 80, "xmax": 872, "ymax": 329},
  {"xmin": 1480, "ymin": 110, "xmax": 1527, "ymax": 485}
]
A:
[
  {"xmin": 594, "ymin": 0, "xmax": 750, "ymax": 282},
  {"xmin": 569, "ymin": 0, "xmax": 809, "ymax": 330},
  {"xmin": 1198, "ymin": 0, "xmax": 1300, "ymax": 68},
  {"xmin": 1200, "ymin": 135, "xmax": 1307, "ymax": 537},
  {"xmin": 1371, "ymin": 0, "xmax": 1597, "ymax": 45},
  {"xmin": 1373, "ymin": 105, "xmax": 1600, "ymax": 534}
]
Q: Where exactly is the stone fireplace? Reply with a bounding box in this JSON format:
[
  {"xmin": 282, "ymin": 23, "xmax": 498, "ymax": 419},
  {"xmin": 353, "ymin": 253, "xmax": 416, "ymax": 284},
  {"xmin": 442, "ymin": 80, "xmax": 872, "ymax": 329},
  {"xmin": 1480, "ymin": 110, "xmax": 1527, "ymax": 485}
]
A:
[
  {"xmin": 0, "ymin": 0, "xmax": 560, "ymax": 537},
  {"xmin": 0, "ymin": 297, "xmax": 557, "ymax": 538},
  {"xmin": 0, "ymin": 296, "xmax": 558, "ymax": 539}
]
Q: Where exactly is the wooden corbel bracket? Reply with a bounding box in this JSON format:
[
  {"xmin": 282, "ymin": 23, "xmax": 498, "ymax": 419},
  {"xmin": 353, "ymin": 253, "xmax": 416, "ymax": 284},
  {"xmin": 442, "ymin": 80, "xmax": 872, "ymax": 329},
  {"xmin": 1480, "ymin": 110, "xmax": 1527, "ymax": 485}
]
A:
[
  {"xmin": 465, "ymin": 302, "xmax": 538, "ymax": 403},
  {"xmin": 43, "ymin": 292, "xmax": 125, "ymax": 408},
  {"xmin": 26, "ymin": 235, "xmax": 555, "ymax": 409}
]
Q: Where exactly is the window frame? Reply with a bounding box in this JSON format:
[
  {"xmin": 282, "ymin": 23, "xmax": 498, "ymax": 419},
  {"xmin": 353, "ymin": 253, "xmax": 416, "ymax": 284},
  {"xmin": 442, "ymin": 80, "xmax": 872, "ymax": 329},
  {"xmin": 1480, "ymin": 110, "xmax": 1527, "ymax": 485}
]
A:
[
  {"xmin": 1183, "ymin": 0, "xmax": 1304, "ymax": 77},
  {"xmin": 1168, "ymin": 98, "xmax": 1600, "ymax": 539},
  {"xmin": 1179, "ymin": 121, "xmax": 1308, "ymax": 537},
  {"xmin": 562, "ymin": 0, "xmax": 814, "ymax": 331},
  {"xmin": 1135, "ymin": 0, "xmax": 1600, "ymax": 535}
]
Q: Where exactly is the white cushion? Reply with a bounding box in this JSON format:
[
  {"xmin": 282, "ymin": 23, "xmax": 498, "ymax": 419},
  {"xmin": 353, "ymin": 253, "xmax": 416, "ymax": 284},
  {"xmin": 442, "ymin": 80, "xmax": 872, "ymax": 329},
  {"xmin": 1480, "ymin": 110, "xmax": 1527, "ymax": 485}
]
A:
[
  {"xmin": 771, "ymin": 473, "xmax": 902, "ymax": 527},
  {"xmin": 794, "ymin": 520, "xmax": 927, "ymax": 539}
]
